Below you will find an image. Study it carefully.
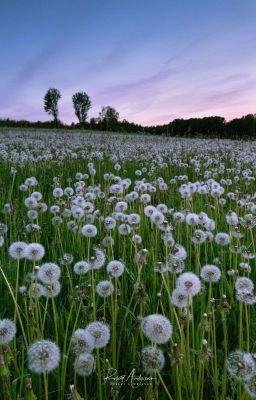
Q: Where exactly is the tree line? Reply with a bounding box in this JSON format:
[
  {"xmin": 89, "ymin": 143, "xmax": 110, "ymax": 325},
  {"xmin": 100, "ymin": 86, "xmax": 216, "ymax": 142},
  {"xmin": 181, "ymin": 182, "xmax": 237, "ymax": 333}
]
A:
[{"xmin": 0, "ymin": 87, "xmax": 255, "ymax": 139}]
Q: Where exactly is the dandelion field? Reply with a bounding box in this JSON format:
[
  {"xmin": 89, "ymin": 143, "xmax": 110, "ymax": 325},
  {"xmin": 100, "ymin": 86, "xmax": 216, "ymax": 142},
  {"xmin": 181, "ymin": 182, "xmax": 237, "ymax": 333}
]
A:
[{"xmin": 0, "ymin": 129, "xmax": 256, "ymax": 400}]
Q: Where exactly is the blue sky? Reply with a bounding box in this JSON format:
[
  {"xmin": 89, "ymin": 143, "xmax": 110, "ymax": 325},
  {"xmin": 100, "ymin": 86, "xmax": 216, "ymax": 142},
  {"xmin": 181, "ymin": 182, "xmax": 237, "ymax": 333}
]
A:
[{"xmin": 0, "ymin": 0, "xmax": 255, "ymax": 125}]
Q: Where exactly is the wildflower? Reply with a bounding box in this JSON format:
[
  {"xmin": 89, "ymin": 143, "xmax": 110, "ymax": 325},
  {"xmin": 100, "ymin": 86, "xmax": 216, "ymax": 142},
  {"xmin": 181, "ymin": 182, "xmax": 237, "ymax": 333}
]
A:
[
  {"xmin": 227, "ymin": 350, "xmax": 256, "ymax": 382},
  {"xmin": 177, "ymin": 272, "xmax": 201, "ymax": 296},
  {"xmin": 240, "ymin": 214, "xmax": 256, "ymax": 229},
  {"xmin": 132, "ymin": 234, "xmax": 142, "ymax": 244},
  {"xmin": 128, "ymin": 213, "xmax": 141, "ymax": 225},
  {"xmin": 9, "ymin": 241, "xmax": 27, "ymax": 260},
  {"xmin": 60, "ymin": 253, "xmax": 74, "ymax": 265},
  {"xmin": 144, "ymin": 205, "xmax": 156, "ymax": 217},
  {"xmin": 38, "ymin": 263, "xmax": 61, "ymax": 284},
  {"xmin": 245, "ymin": 375, "xmax": 256, "ymax": 398},
  {"xmin": 167, "ymin": 258, "xmax": 185, "ymax": 274},
  {"xmin": 171, "ymin": 244, "xmax": 187, "ymax": 261},
  {"xmin": 140, "ymin": 194, "xmax": 151, "ymax": 203},
  {"xmin": 71, "ymin": 329, "xmax": 94, "ymax": 354},
  {"xmin": 115, "ymin": 201, "xmax": 128, "ymax": 212},
  {"xmin": 215, "ymin": 233, "xmax": 230, "ymax": 246},
  {"xmin": 141, "ymin": 346, "xmax": 165, "ymax": 373},
  {"xmin": 90, "ymin": 248, "xmax": 106, "ymax": 270},
  {"xmin": 29, "ymin": 283, "xmax": 45, "ymax": 298},
  {"xmin": 173, "ymin": 212, "xmax": 185, "ymax": 223},
  {"xmin": 25, "ymin": 243, "xmax": 45, "ymax": 261},
  {"xmin": 236, "ymin": 290, "xmax": 256, "ymax": 305},
  {"xmin": 24, "ymin": 197, "xmax": 38, "ymax": 209},
  {"xmin": 104, "ymin": 217, "xmax": 116, "ymax": 230},
  {"xmin": 150, "ymin": 211, "xmax": 165, "ymax": 225},
  {"xmin": 186, "ymin": 213, "xmax": 199, "ymax": 225},
  {"xmin": 200, "ymin": 265, "xmax": 221, "ymax": 283},
  {"xmin": 235, "ymin": 277, "xmax": 254, "ymax": 293},
  {"xmin": 74, "ymin": 261, "xmax": 90, "ymax": 275},
  {"xmin": 85, "ymin": 322, "xmax": 110, "ymax": 349},
  {"xmin": 107, "ymin": 260, "xmax": 125, "ymax": 278},
  {"xmin": 102, "ymin": 236, "xmax": 114, "ymax": 248},
  {"xmin": 43, "ymin": 281, "xmax": 61, "ymax": 298},
  {"xmin": 171, "ymin": 288, "xmax": 191, "ymax": 308},
  {"xmin": 118, "ymin": 223, "xmax": 131, "ymax": 235},
  {"xmin": 141, "ymin": 314, "xmax": 172, "ymax": 344},
  {"xmin": 0, "ymin": 319, "xmax": 16, "ymax": 344},
  {"xmin": 28, "ymin": 340, "xmax": 60, "ymax": 374},
  {"xmin": 96, "ymin": 280, "xmax": 114, "ymax": 298},
  {"xmin": 74, "ymin": 352, "xmax": 95, "ymax": 377},
  {"xmin": 53, "ymin": 188, "xmax": 63, "ymax": 198},
  {"xmin": 191, "ymin": 229, "xmax": 206, "ymax": 244},
  {"xmin": 81, "ymin": 224, "xmax": 97, "ymax": 238}
]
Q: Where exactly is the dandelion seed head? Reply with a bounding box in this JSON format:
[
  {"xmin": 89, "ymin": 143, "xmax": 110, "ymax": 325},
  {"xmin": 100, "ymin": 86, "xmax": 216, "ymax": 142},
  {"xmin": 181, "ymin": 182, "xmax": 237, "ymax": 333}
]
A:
[
  {"xmin": 25, "ymin": 243, "xmax": 45, "ymax": 261},
  {"xmin": 85, "ymin": 322, "xmax": 110, "ymax": 349},
  {"xmin": 200, "ymin": 265, "xmax": 221, "ymax": 283},
  {"xmin": 9, "ymin": 241, "xmax": 27, "ymax": 260},
  {"xmin": 28, "ymin": 340, "xmax": 60, "ymax": 374},
  {"xmin": 141, "ymin": 314, "xmax": 172, "ymax": 344},
  {"xmin": 74, "ymin": 352, "xmax": 95, "ymax": 377},
  {"xmin": 38, "ymin": 263, "xmax": 61, "ymax": 284},
  {"xmin": 0, "ymin": 319, "xmax": 16, "ymax": 344},
  {"xmin": 177, "ymin": 272, "xmax": 201, "ymax": 296},
  {"xmin": 71, "ymin": 329, "xmax": 94, "ymax": 354},
  {"xmin": 96, "ymin": 280, "xmax": 114, "ymax": 298},
  {"xmin": 141, "ymin": 346, "xmax": 165, "ymax": 373},
  {"xmin": 227, "ymin": 351, "xmax": 256, "ymax": 382},
  {"xmin": 107, "ymin": 260, "xmax": 125, "ymax": 278}
]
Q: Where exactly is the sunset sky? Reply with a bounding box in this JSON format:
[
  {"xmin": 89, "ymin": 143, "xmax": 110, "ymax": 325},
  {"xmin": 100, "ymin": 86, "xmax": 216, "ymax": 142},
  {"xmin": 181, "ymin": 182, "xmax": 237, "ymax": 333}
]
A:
[{"xmin": 0, "ymin": 0, "xmax": 255, "ymax": 126}]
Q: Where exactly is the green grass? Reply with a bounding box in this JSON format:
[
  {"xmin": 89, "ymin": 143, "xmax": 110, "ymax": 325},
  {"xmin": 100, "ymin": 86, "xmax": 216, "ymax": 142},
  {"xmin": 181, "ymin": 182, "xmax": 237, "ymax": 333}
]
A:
[{"xmin": 0, "ymin": 129, "xmax": 256, "ymax": 399}]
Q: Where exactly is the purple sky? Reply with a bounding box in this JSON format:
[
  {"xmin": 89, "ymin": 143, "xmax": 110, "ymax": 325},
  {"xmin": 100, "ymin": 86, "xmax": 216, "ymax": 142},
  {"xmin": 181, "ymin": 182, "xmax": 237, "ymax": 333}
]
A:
[{"xmin": 0, "ymin": 0, "xmax": 255, "ymax": 126}]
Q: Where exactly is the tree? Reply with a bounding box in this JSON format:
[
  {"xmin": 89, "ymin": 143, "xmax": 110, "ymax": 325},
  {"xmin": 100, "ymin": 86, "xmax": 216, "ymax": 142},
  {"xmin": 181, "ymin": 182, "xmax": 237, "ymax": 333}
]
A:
[
  {"xmin": 72, "ymin": 92, "xmax": 92, "ymax": 126},
  {"xmin": 44, "ymin": 88, "xmax": 61, "ymax": 122},
  {"xmin": 99, "ymin": 106, "xmax": 119, "ymax": 131}
]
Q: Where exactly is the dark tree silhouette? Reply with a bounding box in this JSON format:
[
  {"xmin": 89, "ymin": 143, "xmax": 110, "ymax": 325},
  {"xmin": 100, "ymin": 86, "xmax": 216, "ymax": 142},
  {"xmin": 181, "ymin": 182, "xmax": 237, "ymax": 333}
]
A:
[
  {"xmin": 72, "ymin": 92, "xmax": 92, "ymax": 125},
  {"xmin": 44, "ymin": 88, "xmax": 61, "ymax": 122},
  {"xmin": 99, "ymin": 106, "xmax": 119, "ymax": 131}
]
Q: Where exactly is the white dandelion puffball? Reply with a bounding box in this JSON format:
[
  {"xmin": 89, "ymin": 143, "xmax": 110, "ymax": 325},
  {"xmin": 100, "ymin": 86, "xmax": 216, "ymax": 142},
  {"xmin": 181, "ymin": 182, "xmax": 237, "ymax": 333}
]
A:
[
  {"xmin": 186, "ymin": 213, "xmax": 199, "ymax": 225},
  {"xmin": 73, "ymin": 261, "xmax": 90, "ymax": 275},
  {"xmin": 81, "ymin": 224, "xmax": 97, "ymax": 238},
  {"xmin": 177, "ymin": 272, "xmax": 201, "ymax": 296},
  {"xmin": 71, "ymin": 329, "xmax": 95, "ymax": 354},
  {"xmin": 43, "ymin": 281, "xmax": 61, "ymax": 298},
  {"xmin": 141, "ymin": 346, "xmax": 165, "ymax": 373},
  {"xmin": 235, "ymin": 277, "xmax": 254, "ymax": 293},
  {"xmin": 9, "ymin": 241, "xmax": 27, "ymax": 260},
  {"xmin": 118, "ymin": 223, "xmax": 131, "ymax": 235},
  {"xmin": 85, "ymin": 321, "xmax": 110, "ymax": 349},
  {"xmin": 25, "ymin": 243, "xmax": 45, "ymax": 261},
  {"xmin": 28, "ymin": 340, "xmax": 60, "ymax": 374},
  {"xmin": 227, "ymin": 350, "xmax": 256, "ymax": 382},
  {"xmin": 37, "ymin": 263, "xmax": 61, "ymax": 284},
  {"xmin": 171, "ymin": 288, "xmax": 191, "ymax": 308},
  {"xmin": 0, "ymin": 319, "xmax": 16, "ymax": 344},
  {"xmin": 245, "ymin": 375, "xmax": 256, "ymax": 398},
  {"xmin": 215, "ymin": 232, "xmax": 230, "ymax": 246},
  {"xmin": 141, "ymin": 314, "xmax": 172, "ymax": 344},
  {"xmin": 74, "ymin": 352, "xmax": 95, "ymax": 377},
  {"xmin": 29, "ymin": 283, "xmax": 45, "ymax": 299},
  {"xmin": 90, "ymin": 248, "xmax": 106, "ymax": 270},
  {"xmin": 96, "ymin": 280, "xmax": 114, "ymax": 298},
  {"xmin": 200, "ymin": 265, "xmax": 221, "ymax": 283},
  {"xmin": 106, "ymin": 260, "xmax": 125, "ymax": 278},
  {"xmin": 150, "ymin": 211, "xmax": 165, "ymax": 225},
  {"xmin": 53, "ymin": 187, "xmax": 63, "ymax": 198}
]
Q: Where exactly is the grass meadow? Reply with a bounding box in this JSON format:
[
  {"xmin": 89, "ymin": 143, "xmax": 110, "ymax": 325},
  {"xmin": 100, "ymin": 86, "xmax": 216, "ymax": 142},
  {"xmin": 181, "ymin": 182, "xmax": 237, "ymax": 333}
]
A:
[{"xmin": 0, "ymin": 129, "xmax": 256, "ymax": 399}]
